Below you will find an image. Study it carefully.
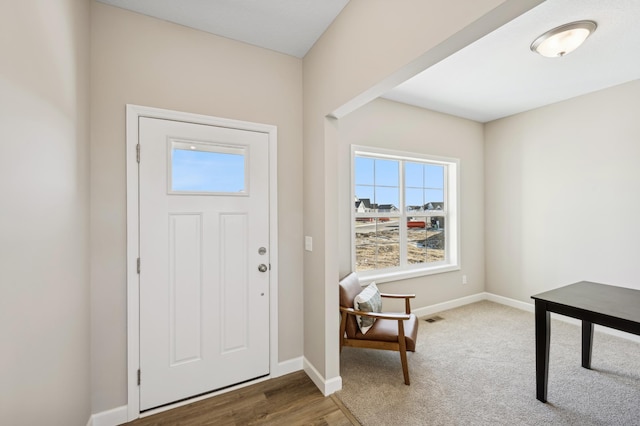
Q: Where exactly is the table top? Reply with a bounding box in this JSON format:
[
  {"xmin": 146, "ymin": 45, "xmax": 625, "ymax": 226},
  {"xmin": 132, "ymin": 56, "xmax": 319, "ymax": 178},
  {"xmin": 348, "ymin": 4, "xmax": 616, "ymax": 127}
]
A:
[{"xmin": 532, "ymin": 281, "xmax": 640, "ymax": 324}]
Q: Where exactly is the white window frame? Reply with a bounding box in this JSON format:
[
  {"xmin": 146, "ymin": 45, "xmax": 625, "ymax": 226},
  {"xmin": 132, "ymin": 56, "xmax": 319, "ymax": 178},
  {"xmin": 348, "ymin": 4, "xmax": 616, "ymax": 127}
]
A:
[{"xmin": 351, "ymin": 145, "xmax": 460, "ymax": 284}]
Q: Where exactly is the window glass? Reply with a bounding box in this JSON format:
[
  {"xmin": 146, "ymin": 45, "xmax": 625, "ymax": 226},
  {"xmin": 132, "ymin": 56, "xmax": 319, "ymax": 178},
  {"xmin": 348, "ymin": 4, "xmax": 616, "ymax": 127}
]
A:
[
  {"xmin": 355, "ymin": 218, "xmax": 400, "ymax": 271},
  {"xmin": 355, "ymin": 157, "xmax": 399, "ymax": 212},
  {"xmin": 425, "ymin": 190, "xmax": 444, "ymax": 209},
  {"xmin": 171, "ymin": 141, "xmax": 246, "ymax": 194},
  {"xmin": 406, "ymin": 217, "xmax": 445, "ymax": 265},
  {"xmin": 373, "ymin": 159, "xmax": 399, "ymax": 186},
  {"xmin": 425, "ymin": 164, "xmax": 444, "ymax": 189},
  {"xmin": 353, "ymin": 148, "xmax": 458, "ymax": 279},
  {"xmin": 405, "ymin": 162, "xmax": 424, "ymax": 188},
  {"xmin": 354, "ymin": 156, "xmax": 375, "ymax": 185}
]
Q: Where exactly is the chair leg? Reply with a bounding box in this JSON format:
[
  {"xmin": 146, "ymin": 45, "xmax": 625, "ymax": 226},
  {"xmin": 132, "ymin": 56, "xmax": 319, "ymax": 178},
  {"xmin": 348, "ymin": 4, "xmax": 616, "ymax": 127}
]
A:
[
  {"xmin": 399, "ymin": 348, "xmax": 410, "ymax": 385},
  {"xmin": 398, "ymin": 320, "xmax": 410, "ymax": 385},
  {"xmin": 339, "ymin": 311, "xmax": 347, "ymax": 353}
]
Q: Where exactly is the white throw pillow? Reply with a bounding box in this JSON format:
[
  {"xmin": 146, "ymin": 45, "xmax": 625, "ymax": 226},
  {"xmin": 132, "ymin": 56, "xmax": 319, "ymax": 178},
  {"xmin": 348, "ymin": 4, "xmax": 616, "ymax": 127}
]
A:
[{"xmin": 354, "ymin": 281, "xmax": 382, "ymax": 334}]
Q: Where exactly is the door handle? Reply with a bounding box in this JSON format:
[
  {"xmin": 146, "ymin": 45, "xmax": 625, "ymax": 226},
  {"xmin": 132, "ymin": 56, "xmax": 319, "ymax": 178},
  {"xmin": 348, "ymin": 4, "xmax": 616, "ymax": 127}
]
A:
[{"xmin": 258, "ymin": 264, "xmax": 268, "ymax": 273}]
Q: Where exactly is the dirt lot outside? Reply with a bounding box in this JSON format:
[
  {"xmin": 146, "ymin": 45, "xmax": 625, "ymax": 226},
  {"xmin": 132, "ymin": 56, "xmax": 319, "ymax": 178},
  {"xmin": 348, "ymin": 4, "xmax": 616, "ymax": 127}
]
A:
[{"xmin": 355, "ymin": 219, "xmax": 444, "ymax": 271}]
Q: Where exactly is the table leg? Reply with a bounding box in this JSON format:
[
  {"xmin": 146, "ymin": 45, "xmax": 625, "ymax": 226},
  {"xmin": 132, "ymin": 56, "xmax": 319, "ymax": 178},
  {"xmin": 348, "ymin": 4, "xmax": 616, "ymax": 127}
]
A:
[
  {"xmin": 582, "ymin": 320, "xmax": 594, "ymax": 369},
  {"xmin": 535, "ymin": 300, "xmax": 550, "ymax": 402}
]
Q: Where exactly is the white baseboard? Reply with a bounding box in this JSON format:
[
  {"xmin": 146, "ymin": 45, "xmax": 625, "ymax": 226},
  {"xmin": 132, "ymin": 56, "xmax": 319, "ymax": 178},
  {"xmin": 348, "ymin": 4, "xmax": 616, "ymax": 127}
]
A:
[
  {"xmin": 325, "ymin": 375, "xmax": 343, "ymax": 395},
  {"xmin": 90, "ymin": 293, "xmax": 639, "ymax": 426},
  {"xmin": 303, "ymin": 357, "xmax": 342, "ymax": 396},
  {"xmin": 89, "ymin": 405, "xmax": 127, "ymax": 426},
  {"xmin": 414, "ymin": 292, "xmax": 640, "ymax": 344},
  {"xmin": 90, "ymin": 357, "xmax": 304, "ymax": 426},
  {"xmin": 484, "ymin": 292, "xmax": 534, "ymax": 312},
  {"xmin": 413, "ymin": 292, "xmax": 485, "ymax": 318},
  {"xmin": 485, "ymin": 292, "xmax": 640, "ymax": 344},
  {"xmin": 272, "ymin": 356, "xmax": 304, "ymax": 377}
]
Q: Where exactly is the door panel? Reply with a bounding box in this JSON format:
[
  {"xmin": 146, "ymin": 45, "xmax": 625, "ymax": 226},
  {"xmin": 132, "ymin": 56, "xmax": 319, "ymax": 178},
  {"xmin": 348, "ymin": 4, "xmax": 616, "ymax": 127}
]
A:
[
  {"xmin": 169, "ymin": 213, "xmax": 202, "ymax": 366},
  {"xmin": 139, "ymin": 117, "xmax": 270, "ymax": 411},
  {"xmin": 219, "ymin": 213, "xmax": 249, "ymax": 353}
]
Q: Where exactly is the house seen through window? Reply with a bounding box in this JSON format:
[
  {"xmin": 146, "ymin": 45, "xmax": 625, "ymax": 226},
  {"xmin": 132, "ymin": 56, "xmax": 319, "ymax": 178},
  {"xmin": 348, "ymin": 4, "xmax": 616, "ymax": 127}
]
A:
[{"xmin": 352, "ymin": 146, "xmax": 459, "ymax": 281}]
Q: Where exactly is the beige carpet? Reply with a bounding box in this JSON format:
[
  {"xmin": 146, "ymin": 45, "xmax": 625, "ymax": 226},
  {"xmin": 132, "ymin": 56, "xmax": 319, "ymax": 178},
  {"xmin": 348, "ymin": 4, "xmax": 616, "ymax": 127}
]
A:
[{"xmin": 336, "ymin": 301, "xmax": 640, "ymax": 425}]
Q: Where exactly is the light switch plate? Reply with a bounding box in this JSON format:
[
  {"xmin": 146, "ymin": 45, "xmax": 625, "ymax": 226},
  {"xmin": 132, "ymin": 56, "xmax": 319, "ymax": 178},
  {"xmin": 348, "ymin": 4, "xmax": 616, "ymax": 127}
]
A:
[{"xmin": 305, "ymin": 236, "xmax": 313, "ymax": 252}]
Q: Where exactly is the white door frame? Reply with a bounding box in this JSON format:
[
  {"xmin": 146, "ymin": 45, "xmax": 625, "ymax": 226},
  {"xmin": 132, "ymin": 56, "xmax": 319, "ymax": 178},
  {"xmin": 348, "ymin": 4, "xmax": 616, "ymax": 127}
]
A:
[{"xmin": 125, "ymin": 104, "xmax": 279, "ymax": 420}]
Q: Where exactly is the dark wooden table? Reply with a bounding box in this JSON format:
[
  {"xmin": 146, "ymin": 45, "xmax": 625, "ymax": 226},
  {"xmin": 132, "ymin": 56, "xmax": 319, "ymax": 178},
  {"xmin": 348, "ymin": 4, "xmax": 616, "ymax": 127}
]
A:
[{"xmin": 531, "ymin": 281, "xmax": 640, "ymax": 402}]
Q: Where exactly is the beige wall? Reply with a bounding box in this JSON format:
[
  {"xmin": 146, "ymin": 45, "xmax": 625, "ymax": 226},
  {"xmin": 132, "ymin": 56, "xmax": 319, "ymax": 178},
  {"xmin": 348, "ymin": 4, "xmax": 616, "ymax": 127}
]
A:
[
  {"xmin": 338, "ymin": 98, "xmax": 485, "ymax": 307},
  {"xmin": 0, "ymin": 0, "xmax": 91, "ymax": 425},
  {"xmin": 90, "ymin": 2, "xmax": 303, "ymax": 412},
  {"xmin": 485, "ymin": 80, "xmax": 640, "ymax": 301},
  {"xmin": 3, "ymin": 0, "xmax": 594, "ymax": 419},
  {"xmin": 302, "ymin": 0, "xmax": 542, "ymax": 384}
]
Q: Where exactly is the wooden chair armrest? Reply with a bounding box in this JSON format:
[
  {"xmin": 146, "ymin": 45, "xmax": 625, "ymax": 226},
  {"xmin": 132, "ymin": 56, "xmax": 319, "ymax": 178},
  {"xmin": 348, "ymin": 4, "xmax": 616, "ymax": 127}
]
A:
[
  {"xmin": 379, "ymin": 293, "xmax": 415, "ymax": 314},
  {"xmin": 340, "ymin": 306, "xmax": 410, "ymax": 321},
  {"xmin": 380, "ymin": 293, "xmax": 416, "ymax": 299}
]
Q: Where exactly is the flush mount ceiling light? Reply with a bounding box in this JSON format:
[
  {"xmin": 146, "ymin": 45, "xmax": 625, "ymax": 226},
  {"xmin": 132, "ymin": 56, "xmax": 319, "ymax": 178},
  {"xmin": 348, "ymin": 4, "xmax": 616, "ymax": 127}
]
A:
[{"xmin": 531, "ymin": 20, "xmax": 597, "ymax": 58}]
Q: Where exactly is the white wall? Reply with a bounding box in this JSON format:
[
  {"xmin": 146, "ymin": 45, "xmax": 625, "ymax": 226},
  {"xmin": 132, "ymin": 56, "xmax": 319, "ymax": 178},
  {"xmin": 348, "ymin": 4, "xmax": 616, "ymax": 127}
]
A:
[
  {"xmin": 90, "ymin": 2, "xmax": 303, "ymax": 413},
  {"xmin": 485, "ymin": 80, "xmax": 640, "ymax": 301},
  {"xmin": 0, "ymin": 0, "xmax": 91, "ymax": 425},
  {"xmin": 338, "ymin": 98, "xmax": 485, "ymax": 307}
]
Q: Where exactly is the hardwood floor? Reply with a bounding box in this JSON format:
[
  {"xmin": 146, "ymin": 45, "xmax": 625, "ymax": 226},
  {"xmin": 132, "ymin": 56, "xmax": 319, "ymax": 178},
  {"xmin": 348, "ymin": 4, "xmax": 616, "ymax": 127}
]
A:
[{"xmin": 123, "ymin": 371, "xmax": 360, "ymax": 426}]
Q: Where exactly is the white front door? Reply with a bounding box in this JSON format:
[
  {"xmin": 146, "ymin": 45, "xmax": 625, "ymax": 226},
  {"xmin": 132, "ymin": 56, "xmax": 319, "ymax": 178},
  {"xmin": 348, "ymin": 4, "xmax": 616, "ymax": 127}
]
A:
[{"xmin": 138, "ymin": 117, "xmax": 270, "ymax": 411}]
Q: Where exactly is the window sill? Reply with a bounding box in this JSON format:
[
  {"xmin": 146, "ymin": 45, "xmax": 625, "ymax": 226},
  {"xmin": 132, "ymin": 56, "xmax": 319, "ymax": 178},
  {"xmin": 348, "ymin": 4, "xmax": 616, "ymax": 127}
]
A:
[{"xmin": 356, "ymin": 264, "xmax": 460, "ymax": 285}]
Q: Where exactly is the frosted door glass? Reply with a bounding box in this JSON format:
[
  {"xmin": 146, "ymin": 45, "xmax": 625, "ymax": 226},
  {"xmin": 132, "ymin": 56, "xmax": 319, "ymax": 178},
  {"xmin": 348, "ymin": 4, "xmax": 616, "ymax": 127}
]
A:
[{"xmin": 171, "ymin": 141, "xmax": 246, "ymax": 194}]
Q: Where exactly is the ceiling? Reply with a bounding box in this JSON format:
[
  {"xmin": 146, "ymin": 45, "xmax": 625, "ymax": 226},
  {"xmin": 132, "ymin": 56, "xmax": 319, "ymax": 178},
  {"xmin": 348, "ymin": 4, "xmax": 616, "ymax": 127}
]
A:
[
  {"xmin": 383, "ymin": 0, "xmax": 640, "ymax": 122},
  {"xmin": 97, "ymin": 0, "xmax": 640, "ymax": 123},
  {"xmin": 96, "ymin": 0, "xmax": 349, "ymax": 58}
]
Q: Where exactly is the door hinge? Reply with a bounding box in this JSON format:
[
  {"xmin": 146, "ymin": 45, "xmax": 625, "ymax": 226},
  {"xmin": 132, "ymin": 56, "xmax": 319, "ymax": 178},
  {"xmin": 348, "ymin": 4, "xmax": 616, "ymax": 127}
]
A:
[
  {"xmin": 137, "ymin": 369, "xmax": 141, "ymax": 386},
  {"xmin": 137, "ymin": 258, "xmax": 140, "ymax": 274},
  {"xmin": 136, "ymin": 144, "xmax": 140, "ymax": 163},
  {"xmin": 269, "ymin": 264, "xmax": 271, "ymax": 270}
]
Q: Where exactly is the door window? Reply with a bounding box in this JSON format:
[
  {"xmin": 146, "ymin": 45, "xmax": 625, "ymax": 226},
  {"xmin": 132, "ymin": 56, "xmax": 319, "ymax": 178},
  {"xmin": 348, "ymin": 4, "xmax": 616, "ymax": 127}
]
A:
[{"xmin": 170, "ymin": 140, "xmax": 247, "ymax": 194}]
